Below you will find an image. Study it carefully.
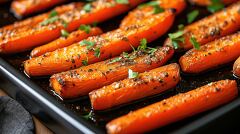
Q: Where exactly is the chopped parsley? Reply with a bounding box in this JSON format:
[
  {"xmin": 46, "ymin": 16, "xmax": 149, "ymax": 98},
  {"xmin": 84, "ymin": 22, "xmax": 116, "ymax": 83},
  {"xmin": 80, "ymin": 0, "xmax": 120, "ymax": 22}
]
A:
[
  {"xmin": 79, "ymin": 40, "xmax": 96, "ymax": 50},
  {"xmin": 115, "ymin": 0, "xmax": 129, "ymax": 4},
  {"xmin": 187, "ymin": 10, "xmax": 199, "ymax": 23},
  {"xmin": 49, "ymin": 10, "xmax": 58, "ymax": 18},
  {"xmin": 138, "ymin": 38, "xmax": 147, "ymax": 51},
  {"xmin": 207, "ymin": 0, "xmax": 224, "ymax": 13},
  {"xmin": 83, "ymin": 112, "xmax": 92, "ymax": 120},
  {"xmin": 138, "ymin": 1, "xmax": 164, "ymax": 14},
  {"xmin": 168, "ymin": 30, "xmax": 185, "ymax": 49},
  {"xmin": 109, "ymin": 57, "xmax": 122, "ymax": 64},
  {"xmin": 94, "ymin": 47, "xmax": 101, "ymax": 58},
  {"xmin": 61, "ymin": 29, "xmax": 70, "ymax": 38},
  {"xmin": 82, "ymin": 58, "xmax": 88, "ymax": 66},
  {"xmin": 83, "ymin": 3, "xmax": 92, "ymax": 12},
  {"xmin": 79, "ymin": 24, "xmax": 91, "ymax": 34},
  {"xmin": 190, "ymin": 36, "xmax": 200, "ymax": 50},
  {"xmin": 92, "ymin": 21, "xmax": 98, "ymax": 27},
  {"xmin": 40, "ymin": 16, "xmax": 59, "ymax": 26},
  {"xmin": 128, "ymin": 69, "xmax": 139, "ymax": 79}
]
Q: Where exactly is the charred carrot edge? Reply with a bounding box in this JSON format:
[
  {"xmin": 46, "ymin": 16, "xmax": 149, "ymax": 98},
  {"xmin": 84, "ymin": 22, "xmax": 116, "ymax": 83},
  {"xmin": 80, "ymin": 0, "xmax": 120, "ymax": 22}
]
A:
[
  {"xmin": 50, "ymin": 47, "xmax": 174, "ymax": 99},
  {"xmin": 1, "ymin": 2, "xmax": 84, "ymax": 31},
  {"xmin": 0, "ymin": 0, "xmax": 146, "ymax": 54},
  {"xmin": 179, "ymin": 32, "xmax": 240, "ymax": 74},
  {"xmin": 106, "ymin": 80, "xmax": 238, "ymax": 134},
  {"xmin": 120, "ymin": 0, "xmax": 186, "ymax": 27},
  {"xmin": 30, "ymin": 27, "xmax": 103, "ymax": 57},
  {"xmin": 23, "ymin": 9, "xmax": 175, "ymax": 76},
  {"xmin": 233, "ymin": 56, "xmax": 240, "ymax": 77},
  {"xmin": 11, "ymin": 0, "xmax": 67, "ymax": 17},
  {"xmin": 89, "ymin": 63, "xmax": 180, "ymax": 110},
  {"xmin": 189, "ymin": 0, "xmax": 238, "ymax": 6},
  {"xmin": 164, "ymin": 2, "xmax": 240, "ymax": 51}
]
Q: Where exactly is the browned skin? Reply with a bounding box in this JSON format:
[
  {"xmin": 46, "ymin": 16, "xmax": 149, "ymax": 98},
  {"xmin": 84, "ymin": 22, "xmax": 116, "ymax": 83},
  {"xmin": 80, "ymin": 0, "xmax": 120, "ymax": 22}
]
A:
[
  {"xmin": 0, "ymin": 0, "xmax": 146, "ymax": 54},
  {"xmin": 50, "ymin": 47, "xmax": 174, "ymax": 99},
  {"xmin": 24, "ymin": 9, "xmax": 175, "ymax": 76},
  {"xmin": 89, "ymin": 63, "xmax": 180, "ymax": 110},
  {"xmin": 233, "ymin": 56, "xmax": 240, "ymax": 77},
  {"xmin": 106, "ymin": 80, "xmax": 238, "ymax": 134},
  {"xmin": 164, "ymin": 2, "xmax": 240, "ymax": 51},
  {"xmin": 180, "ymin": 32, "xmax": 240, "ymax": 74}
]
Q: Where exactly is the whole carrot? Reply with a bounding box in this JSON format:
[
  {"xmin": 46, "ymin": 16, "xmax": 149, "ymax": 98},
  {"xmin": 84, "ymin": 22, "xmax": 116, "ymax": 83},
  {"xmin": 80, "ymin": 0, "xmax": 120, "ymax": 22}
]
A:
[
  {"xmin": 233, "ymin": 56, "xmax": 240, "ymax": 77},
  {"xmin": 120, "ymin": 0, "xmax": 186, "ymax": 27},
  {"xmin": 179, "ymin": 32, "xmax": 240, "ymax": 74},
  {"xmin": 24, "ymin": 9, "xmax": 175, "ymax": 76},
  {"xmin": 50, "ymin": 46, "xmax": 174, "ymax": 99},
  {"xmin": 11, "ymin": 0, "xmax": 67, "ymax": 17},
  {"xmin": 189, "ymin": 0, "xmax": 238, "ymax": 6},
  {"xmin": 30, "ymin": 26, "xmax": 103, "ymax": 57},
  {"xmin": 164, "ymin": 2, "xmax": 240, "ymax": 51},
  {"xmin": 106, "ymin": 80, "xmax": 238, "ymax": 134},
  {"xmin": 89, "ymin": 63, "xmax": 180, "ymax": 110},
  {"xmin": 0, "ymin": 0, "xmax": 146, "ymax": 54},
  {"xmin": 1, "ymin": 2, "xmax": 84, "ymax": 31}
]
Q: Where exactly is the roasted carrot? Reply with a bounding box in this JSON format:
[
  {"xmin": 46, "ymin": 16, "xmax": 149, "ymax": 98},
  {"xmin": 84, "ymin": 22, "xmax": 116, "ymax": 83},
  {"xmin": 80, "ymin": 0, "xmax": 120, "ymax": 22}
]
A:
[
  {"xmin": 1, "ymin": 2, "xmax": 84, "ymax": 31},
  {"xmin": 30, "ymin": 27, "xmax": 103, "ymax": 57},
  {"xmin": 179, "ymin": 32, "xmax": 240, "ymax": 74},
  {"xmin": 188, "ymin": 0, "xmax": 238, "ymax": 6},
  {"xmin": 164, "ymin": 2, "xmax": 240, "ymax": 51},
  {"xmin": 106, "ymin": 80, "xmax": 238, "ymax": 134},
  {"xmin": 24, "ymin": 9, "xmax": 175, "ymax": 76},
  {"xmin": 0, "ymin": 0, "xmax": 146, "ymax": 54},
  {"xmin": 11, "ymin": 0, "xmax": 67, "ymax": 17},
  {"xmin": 233, "ymin": 56, "xmax": 240, "ymax": 77},
  {"xmin": 120, "ymin": 0, "xmax": 186, "ymax": 27},
  {"xmin": 89, "ymin": 63, "xmax": 180, "ymax": 110},
  {"xmin": 50, "ymin": 46, "xmax": 174, "ymax": 99}
]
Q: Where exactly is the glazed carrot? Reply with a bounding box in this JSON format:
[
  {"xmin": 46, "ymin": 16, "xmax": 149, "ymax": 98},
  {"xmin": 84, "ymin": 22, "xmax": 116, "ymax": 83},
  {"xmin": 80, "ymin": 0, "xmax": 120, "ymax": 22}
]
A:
[
  {"xmin": 0, "ymin": 0, "xmax": 146, "ymax": 54},
  {"xmin": 89, "ymin": 63, "xmax": 180, "ymax": 110},
  {"xmin": 188, "ymin": 0, "xmax": 238, "ymax": 6},
  {"xmin": 30, "ymin": 27, "xmax": 103, "ymax": 57},
  {"xmin": 233, "ymin": 56, "xmax": 240, "ymax": 77},
  {"xmin": 164, "ymin": 2, "xmax": 240, "ymax": 51},
  {"xmin": 1, "ymin": 2, "xmax": 84, "ymax": 31},
  {"xmin": 11, "ymin": 0, "xmax": 67, "ymax": 17},
  {"xmin": 120, "ymin": 0, "xmax": 186, "ymax": 27},
  {"xmin": 180, "ymin": 32, "xmax": 240, "ymax": 74},
  {"xmin": 50, "ymin": 46, "xmax": 174, "ymax": 99},
  {"xmin": 106, "ymin": 80, "xmax": 238, "ymax": 134},
  {"xmin": 24, "ymin": 9, "xmax": 175, "ymax": 76}
]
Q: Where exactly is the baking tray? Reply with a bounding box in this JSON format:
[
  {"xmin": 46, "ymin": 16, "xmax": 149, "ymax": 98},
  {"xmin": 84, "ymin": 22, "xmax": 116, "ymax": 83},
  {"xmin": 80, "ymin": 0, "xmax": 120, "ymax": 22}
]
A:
[{"xmin": 1, "ymin": 1, "xmax": 240, "ymax": 134}]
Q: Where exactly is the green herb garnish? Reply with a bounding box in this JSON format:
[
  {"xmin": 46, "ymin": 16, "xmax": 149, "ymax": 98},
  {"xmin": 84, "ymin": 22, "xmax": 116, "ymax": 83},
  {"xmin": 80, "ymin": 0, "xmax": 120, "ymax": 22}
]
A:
[
  {"xmin": 79, "ymin": 24, "xmax": 91, "ymax": 34},
  {"xmin": 138, "ymin": 1, "xmax": 164, "ymax": 14},
  {"xmin": 207, "ymin": 0, "xmax": 224, "ymax": 13},
  {"xmin": 168, "ymin": 31, "xmax": 185, "ymax": 49},
  {"xmin": 83, "ymin": 112, "xmax": 92, "ymax": 120},
  {"xmin": 94, "ymin": 47, "xmax": 101, "ymax": 58},
  {"xmin": 83, "ymin": 3, "xmax": 92, "ymax": 12},
  {"xmin": 115, "ymin": 0, "xmax": 129, "ymax": 4},
  {"xmin": 92, "ymin": 21, "xmax": 98, "ymax": 27},
  {"xmin": 79, "ymin": 40, "xmax": 96, "ymax": 50},
  {"xmin": 138, "ymin": 38, "xmax": 147, "ymax": 51},
  {"xmin": 40, "ymin": 16, "xmax": 59, "ymax": 26},
  {"xmin": 187, "ymin": 10, "xmax": 199, "ymax": 23},
  {"xmin": 82, "ymin": 58, "xmax": 88, "ymax": 66},
  {"xmin": 128, "ymin": 69, "xmax": 139, "ymax": 79},
  {"xmin": 49, "ymin": 10, "xmax": 58, "ymax": 18},
  {"xmin": 109, "ymin": 57, "xmax": 122, "ymax": 64},
  {"xmin": 61, "ymin": 29, "xmax": 70, "ymax": 38},
  {"xmin": 190, "ymin": 36, "xmax": 200, "ymax": 50}
]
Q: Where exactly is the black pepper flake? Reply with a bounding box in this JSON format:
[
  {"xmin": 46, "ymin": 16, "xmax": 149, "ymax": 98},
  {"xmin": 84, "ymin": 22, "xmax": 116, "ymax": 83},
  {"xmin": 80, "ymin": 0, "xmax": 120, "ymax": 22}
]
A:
[
  {"xmin": 215, "ymin": 87, "xmax": 221, "ymax": 92},
  {"xmin": 88, "ymin": 69, "xmax": 93, "ymax": 72}
]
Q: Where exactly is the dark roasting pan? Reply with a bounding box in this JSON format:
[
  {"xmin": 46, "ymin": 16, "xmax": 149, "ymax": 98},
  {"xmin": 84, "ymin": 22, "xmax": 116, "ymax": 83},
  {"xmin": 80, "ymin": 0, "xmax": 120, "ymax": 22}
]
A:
[{"xmin": 1, "ymin": 1, "xmax": 240, "ymax": 134}]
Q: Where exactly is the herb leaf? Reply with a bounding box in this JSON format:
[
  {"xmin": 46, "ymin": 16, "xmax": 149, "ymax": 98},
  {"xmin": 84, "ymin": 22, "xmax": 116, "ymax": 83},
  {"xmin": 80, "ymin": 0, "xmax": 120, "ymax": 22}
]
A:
[
  {"xmin": 190, "ymin": 36, "xmax": 200, "ymax": 50},
  {"xmin": 79, "ymin": 40, "xmax": 96, "ymax": 50},
  {"xmin": 109, "ymin": 57, "xmax": 122, "ymax": 64},
  {"xmin": 82, "ymin": 59, "xmax": 88, "ymax": 66},
  {"xmin": 138, "ymin": 1, "xmax": 164, "ymax": 14},
  {"xmin": 187, "ymin": 10, "xmax": 199, "ymax": 23},
  {"xmin": 138, "ymin": 38, "xmax": 147, "ymax": 51},
  {"xmin": 83, "ymin": 3, "xmax": 92, "ymax": 12},
  {"xmin": 49, "ymin": 10, "xmax": 58, "ymax": 18},
  {"xmin": 115, "ymin": 0, "xmax": 129, "ymax": 4},
  {"xmin": 61, "ymin": 29, "xmax": 70, "ymax": 38},
  {"xmin": 207, "ymin": 0, "xmax": 224, "ymax": 13},
  {"xmin": 94, "ymin": 47, "xmax": 101, "ymax": 58},
  {"xmin": 168, "ymin": 30, "xmax": 185, "ymax": 49},
  {"xmin": 40, "ymin": 16, "xmax": 59, "ymax": 26},
  {"xmin": 79, "ymin": 24, "xmax": 91, "ymax": 34},
  {"xmin": 128, "ymin": 69, "xmax": 139, "ymax": 79}
]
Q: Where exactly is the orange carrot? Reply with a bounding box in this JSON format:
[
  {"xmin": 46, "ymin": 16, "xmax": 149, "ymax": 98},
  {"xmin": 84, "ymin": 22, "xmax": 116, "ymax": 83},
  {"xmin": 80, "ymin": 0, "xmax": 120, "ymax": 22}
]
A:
[
  {"xmin": 188, "ymin": 0, "xmax": 238, "ymax": 6},
  {"xmin": 30, "ymin": 26, "xmax": 103, "ymax": 57},
  {"xmin": 1, "ymin": 2, "xmax": 84, "ymax": 31},
  {"xmin": 164, "ymin": 2, "xmax": 240, "ymax": 51},
  {"xmin": 179, "ymin": 32, "xmax": 240, "ymax": 74},
  {"xmin": 106, "ymin": 80, "xmax": 238, "ymax": 134},
  {"xmin": 50, "ymin": 46, "xmax": 174, "ymax": 99},
  {"xmin": 24, "ymin": 9, "xmax": 175, "ymax": 76},
  {"xmin": 0, "ymin": 0, "xmax": 146, "ymax": 54},
  {"xmin": 120, "ymin": 0, "xmax": 186, "ymax": 27},
  {"xmin": 233, "ymin": 56, "xmax": 240, "ymax": 77},
  {"xmin": 89, "ymin": 63, "xmax": 180, "ymax": 110},
  {"xmin": 11, "ymin": 0, "xmax": 67, "ymax": 17}
]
